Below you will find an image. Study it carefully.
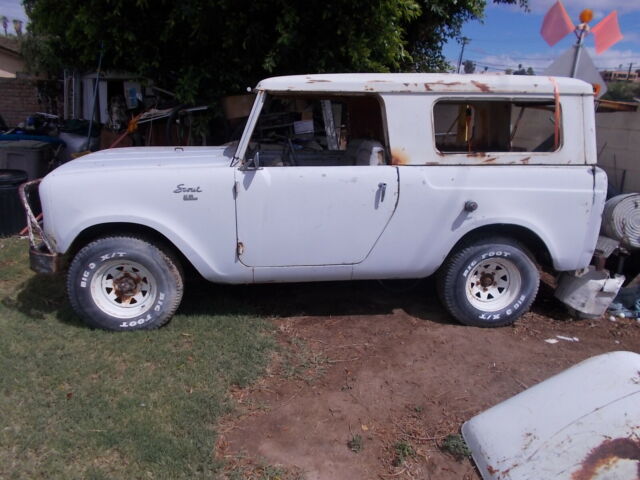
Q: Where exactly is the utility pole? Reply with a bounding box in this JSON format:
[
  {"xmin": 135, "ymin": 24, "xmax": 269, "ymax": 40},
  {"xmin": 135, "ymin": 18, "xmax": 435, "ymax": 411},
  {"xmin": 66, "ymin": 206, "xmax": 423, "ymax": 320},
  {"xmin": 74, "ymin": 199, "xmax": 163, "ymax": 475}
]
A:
[
  {"xmin": 457, "ymin": 37, "xmax": 470, "ymax": 74},
  {"xmin": 627, "ymin": 63, "xmax": 634, "ymax": 82}
]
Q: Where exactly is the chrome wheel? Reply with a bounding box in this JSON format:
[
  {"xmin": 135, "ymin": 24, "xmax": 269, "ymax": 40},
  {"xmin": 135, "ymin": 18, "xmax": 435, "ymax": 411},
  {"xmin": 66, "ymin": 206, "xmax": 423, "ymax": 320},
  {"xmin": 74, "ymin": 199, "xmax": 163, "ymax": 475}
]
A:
[
  {"xmin": 465, "ymin": 258, "xmax": 522, "ymax": 312},
  {"xmin": 90, "ymin": 260, "xmax": 157, "ymax": 319}
]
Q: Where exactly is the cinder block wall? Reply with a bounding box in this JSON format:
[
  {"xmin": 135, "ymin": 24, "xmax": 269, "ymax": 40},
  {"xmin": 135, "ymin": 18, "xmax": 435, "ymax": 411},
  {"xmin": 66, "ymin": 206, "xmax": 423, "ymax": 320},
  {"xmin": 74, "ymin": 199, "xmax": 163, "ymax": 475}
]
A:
[
  {"xmin": 0, "ymin": 78, "xmax": 41, "ymax": 127},
  {"xmin": 597, "ymin": 111, "xmax": 640, "ymax": 194}
]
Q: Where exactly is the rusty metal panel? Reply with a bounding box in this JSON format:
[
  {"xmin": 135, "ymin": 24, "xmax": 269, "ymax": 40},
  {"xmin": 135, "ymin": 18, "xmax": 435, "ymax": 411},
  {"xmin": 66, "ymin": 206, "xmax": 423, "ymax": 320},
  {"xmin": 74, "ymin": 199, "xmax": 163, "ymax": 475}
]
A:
[
  {"xmin": 462, "ymin": 351, "xmax": 640, "ymax": 480},
  {"xmin": 256, "ymin": 74, "xmax": 593, "ymax": 96}
]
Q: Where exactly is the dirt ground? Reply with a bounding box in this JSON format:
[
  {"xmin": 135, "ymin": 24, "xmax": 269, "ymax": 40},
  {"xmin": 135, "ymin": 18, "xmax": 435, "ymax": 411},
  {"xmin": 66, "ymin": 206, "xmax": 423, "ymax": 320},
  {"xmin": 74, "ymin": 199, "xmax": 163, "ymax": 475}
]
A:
[{"xmin": 214, "ymin": 277, "xmax": 640, "ymax": 480}]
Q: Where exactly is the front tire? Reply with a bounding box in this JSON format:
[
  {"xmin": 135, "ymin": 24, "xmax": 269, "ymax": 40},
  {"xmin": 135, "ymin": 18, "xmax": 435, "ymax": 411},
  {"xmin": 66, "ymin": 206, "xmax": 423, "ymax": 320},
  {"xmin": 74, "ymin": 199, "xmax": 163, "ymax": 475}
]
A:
[
  {"xmin": 67, "ymin": 236, "xmax": 184, "ymax": 331},
  {"xmin": 437, "ymin": 237, "xmax": 539, "ymax": 327}
]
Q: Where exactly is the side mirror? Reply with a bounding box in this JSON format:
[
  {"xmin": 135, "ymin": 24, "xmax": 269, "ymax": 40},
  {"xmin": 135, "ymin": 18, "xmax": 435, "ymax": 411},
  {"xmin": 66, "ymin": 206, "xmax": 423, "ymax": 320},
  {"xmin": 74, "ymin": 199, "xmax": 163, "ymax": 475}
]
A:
[{"xmin": 239, "ymin": 151, "xmax": 261, "ymax": 171}]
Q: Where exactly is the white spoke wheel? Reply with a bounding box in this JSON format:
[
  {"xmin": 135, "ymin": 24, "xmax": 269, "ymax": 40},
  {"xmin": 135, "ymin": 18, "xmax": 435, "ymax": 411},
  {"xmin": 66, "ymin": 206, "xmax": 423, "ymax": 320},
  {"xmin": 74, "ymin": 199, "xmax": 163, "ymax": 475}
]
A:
[
  {"xmin": 68, "ymin": 236, "xmax": 184, "ymax": 331},
  {"xmin": 91, "ymin": 260, "xmax": 157, "ymax": 319},
  {"xmin": 465, "ymin": 258, "xmax": 521, "ymax": 312},
  {"xmin": 437, "ymin": 237, "xmax": 539, "ymax": 327}
]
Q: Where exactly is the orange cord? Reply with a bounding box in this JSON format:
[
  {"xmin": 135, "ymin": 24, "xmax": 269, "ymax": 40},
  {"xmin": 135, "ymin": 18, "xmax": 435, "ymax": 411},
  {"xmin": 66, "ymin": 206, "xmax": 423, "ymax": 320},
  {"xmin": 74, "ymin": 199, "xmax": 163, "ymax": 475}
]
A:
[{"xmin": 549, "ymin": 77, "xmax": 561, "ymax": 150}]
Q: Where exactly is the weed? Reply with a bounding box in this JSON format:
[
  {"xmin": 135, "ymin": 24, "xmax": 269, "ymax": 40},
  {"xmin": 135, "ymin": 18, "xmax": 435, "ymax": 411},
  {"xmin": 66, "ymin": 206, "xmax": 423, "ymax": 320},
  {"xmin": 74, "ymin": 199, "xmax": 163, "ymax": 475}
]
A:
[
  {"xmin": 441, "ymin": 434, "xmax": 472, "ymax": 460},
  {"xmin": 392, "ymin": 440, "xmax": 415, "ymax": 466},
  {"xmin": 280, "ymin": 336, "xmax": 328, "ymax": 383},
  {"xmin": 347, "ymin": 434, "xmax": 363, "ymax": 453}
]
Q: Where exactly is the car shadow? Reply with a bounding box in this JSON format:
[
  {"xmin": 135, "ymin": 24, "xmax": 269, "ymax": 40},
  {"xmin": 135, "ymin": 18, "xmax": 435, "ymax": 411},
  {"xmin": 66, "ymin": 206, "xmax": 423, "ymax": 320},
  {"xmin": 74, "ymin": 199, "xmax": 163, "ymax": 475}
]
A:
[
  {"xmin": 179, "ymin": 276, "xmax": 454, "ymax": 324},
  {"xmin": 4, "ymin": 272, "xmax": 457, "ymax": 328}
]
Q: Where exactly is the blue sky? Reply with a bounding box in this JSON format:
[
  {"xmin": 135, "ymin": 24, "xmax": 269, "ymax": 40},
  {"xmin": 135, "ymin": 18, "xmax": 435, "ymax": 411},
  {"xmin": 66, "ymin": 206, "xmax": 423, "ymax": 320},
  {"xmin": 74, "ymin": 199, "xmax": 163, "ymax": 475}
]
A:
[
  {"xmin": 443, "ymin": 0, "xmax": 640, "ymax": 73},
  {"xmin": 1, "ymin": 0, "xmax": 638, "ymax": 74},
  {"xmin": 0, "ymin": 0, "xmax": 26, "ymax": 26}
]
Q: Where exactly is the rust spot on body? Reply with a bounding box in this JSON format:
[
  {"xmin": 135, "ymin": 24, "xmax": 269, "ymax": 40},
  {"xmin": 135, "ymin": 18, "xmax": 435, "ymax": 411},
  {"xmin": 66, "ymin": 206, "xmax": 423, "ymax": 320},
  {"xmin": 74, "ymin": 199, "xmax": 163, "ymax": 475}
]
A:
[
  {"xmin": 467, "ymin": 151, "xmax": 487, "ymax": 158},
  {"xmin": 481, "ymin": 157, "xmax": 498, "ymax": 163},
  {"xmin": 391, "ymin": 148, "xmax": 410, "ymax": 165},
  {"xmin": 423, "ymin": 81, "xmax": 464, "ymax": 90},
  {"xmin": 572, "ymin": 437, "xmax": 640, "ymax": 480},
  {"xmin": 520, "ymin": 157, "xmax": 531, "ymax": 164},
  {"xmin": 472, "ymin": 80, "xmax": 491, "ymax": 93},
  {"xmin": 306, "ymin": 79, "xmax": 331, "ymax": 83}
]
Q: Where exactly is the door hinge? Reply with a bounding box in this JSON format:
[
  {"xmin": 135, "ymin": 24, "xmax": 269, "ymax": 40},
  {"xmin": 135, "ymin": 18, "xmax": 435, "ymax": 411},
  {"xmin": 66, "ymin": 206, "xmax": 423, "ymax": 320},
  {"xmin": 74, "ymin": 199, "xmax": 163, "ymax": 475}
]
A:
[{"xmin": 236, "ymin": 242, "xmax": 244, "ymax": 256}]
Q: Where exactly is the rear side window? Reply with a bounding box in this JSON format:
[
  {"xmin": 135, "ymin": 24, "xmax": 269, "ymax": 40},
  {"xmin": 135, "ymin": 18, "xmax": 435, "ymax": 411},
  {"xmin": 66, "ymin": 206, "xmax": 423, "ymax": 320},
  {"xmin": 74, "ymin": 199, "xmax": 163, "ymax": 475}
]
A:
[{"xmin": 433, "ymin": 99, "xmax": 561, "ymax": 154}]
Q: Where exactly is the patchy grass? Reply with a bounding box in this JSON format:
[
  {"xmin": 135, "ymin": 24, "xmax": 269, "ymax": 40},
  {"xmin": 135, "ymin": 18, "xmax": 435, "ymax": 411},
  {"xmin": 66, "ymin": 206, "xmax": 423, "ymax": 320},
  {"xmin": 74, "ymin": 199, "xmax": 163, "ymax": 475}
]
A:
[
  {"xmin": 392, "ymin": 441, "xmax": 415, "ymax": 466},
  {"xmin": 440, "ymin": 434, "xmax": 472, "ymax": 461},
  {"xmin": 347, "ymin": 434, "xmax": 363, "ymax": 453},
  {"xmin": 0, "ymin": 236, "xmax": 276, "ymax": 479}
]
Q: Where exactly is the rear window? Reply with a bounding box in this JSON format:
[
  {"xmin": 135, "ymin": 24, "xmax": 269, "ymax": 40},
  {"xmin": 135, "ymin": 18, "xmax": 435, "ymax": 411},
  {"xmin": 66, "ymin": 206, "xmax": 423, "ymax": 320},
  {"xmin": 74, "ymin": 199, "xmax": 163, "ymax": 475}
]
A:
[{"xmin": 433, "ymin": 99, "xmax": 561, "ymax": 154}]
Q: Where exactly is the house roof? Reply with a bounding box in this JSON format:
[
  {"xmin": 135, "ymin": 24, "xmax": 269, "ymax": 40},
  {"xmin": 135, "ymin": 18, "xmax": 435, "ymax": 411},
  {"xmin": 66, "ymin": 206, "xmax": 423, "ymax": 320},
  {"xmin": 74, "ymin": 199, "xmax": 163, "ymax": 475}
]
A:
[
  {"xmin": 0, "ymin": 36, "xmax": 21, "ymax": 56},
  {"xmin": 256, "ymin": 73, "xmax": 593, "ymax": 96}
]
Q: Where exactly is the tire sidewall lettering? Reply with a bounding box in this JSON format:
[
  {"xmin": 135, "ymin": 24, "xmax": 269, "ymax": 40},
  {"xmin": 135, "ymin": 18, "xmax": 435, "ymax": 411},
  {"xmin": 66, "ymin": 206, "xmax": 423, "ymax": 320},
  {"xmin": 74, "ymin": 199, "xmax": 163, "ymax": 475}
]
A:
[
  {"xmin": 74, "ymin": 248, "xmax": 169, "ymax": 329},
  {"xmin": 459, "ymin": 247, "xmax": 533, "ymax": 323}
]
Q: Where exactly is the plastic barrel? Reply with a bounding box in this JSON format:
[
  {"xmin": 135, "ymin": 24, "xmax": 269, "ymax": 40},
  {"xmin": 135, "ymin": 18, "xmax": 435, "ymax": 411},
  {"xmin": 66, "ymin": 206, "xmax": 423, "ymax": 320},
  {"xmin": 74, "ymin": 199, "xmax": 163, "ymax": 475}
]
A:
[
  {"xmin": 0, "ymin": 169, "xmax": 28, "ymax": 236},
  {"xmin": 601, "ymin": 193, "xmax": 640, "ymax": 250}
]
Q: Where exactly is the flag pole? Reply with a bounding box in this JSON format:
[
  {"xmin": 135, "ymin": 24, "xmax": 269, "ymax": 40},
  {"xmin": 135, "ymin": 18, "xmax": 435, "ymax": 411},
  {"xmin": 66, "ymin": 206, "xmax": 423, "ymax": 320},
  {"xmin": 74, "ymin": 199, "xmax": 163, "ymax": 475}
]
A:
[
  {"xmin": 570, "ymin": 10, "xmax": 595, "ymax": 78},
  {"xmin": 570, "ymin": 24, "xmax": 588, "ymax": 78}
]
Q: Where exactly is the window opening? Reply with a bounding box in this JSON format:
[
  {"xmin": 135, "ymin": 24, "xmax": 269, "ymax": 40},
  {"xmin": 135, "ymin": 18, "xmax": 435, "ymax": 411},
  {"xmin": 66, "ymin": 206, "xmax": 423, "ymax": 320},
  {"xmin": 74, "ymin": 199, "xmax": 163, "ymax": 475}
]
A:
[
  {"xmin": 434, "ymin": 99, "xmax": 562, "ymax": 154},
  {"xmin": 246, "ymin": 94, "xmax": 388, "ymax": 167}
]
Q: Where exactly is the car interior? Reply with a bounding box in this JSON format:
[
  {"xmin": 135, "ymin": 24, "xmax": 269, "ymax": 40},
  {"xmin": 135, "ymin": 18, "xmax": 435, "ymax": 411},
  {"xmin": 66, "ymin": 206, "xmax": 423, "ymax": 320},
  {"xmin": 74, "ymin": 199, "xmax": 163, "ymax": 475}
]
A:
[{"xmin": 246, "ymin": 93, "xmax": 389, "ymax": 167}]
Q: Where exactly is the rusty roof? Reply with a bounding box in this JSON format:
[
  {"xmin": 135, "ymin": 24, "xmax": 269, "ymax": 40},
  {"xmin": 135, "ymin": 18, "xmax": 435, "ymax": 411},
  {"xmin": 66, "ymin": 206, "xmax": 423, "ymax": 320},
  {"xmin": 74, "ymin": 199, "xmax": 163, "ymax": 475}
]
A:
[{"xmin": 257, "ymin": 73, "xmax": 593, "ymax": 96}]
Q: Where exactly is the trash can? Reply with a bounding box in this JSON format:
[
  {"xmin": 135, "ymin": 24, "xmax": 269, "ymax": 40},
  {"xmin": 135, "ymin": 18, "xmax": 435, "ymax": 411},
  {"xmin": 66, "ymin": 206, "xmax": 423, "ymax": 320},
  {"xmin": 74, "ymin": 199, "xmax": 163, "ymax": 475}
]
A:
[
  {"xmin": 0, "ymin": 169, "xmax": 28, "ymax": 236},
  {"xmin": 0, "ymin": 140, "xmax": 53, "ymax": 180}
]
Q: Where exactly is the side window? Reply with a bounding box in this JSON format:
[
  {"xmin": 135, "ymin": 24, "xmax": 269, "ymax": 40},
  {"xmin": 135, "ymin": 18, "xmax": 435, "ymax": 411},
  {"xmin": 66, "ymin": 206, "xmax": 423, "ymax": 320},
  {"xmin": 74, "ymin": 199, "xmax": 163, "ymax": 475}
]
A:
[
  {"xmin": 246, "ymin": 94, "xmax": 388, "ymax": 166},
  {"xmin": 433, "ymin": 99, "xmax": 561, "ymax": 154}
]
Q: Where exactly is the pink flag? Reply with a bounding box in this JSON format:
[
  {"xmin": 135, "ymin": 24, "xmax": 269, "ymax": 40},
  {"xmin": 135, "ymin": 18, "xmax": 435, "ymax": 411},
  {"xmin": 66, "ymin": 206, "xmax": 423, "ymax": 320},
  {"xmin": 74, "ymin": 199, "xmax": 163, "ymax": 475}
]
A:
[
  {"xmin": 541, "ymin": 1, "xmax": 575, "ymax": 47},
  {"xmin": 591, "ymin": 11, "xmax": 623, "ymax": 54}
]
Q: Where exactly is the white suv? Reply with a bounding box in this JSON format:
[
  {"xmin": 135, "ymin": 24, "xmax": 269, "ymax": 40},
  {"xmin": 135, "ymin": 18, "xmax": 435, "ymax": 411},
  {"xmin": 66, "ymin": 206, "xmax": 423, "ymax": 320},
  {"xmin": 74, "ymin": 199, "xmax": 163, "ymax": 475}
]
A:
[{"xmin": 22, "ymin": 73, "xmax": 606, "ymax": 330}]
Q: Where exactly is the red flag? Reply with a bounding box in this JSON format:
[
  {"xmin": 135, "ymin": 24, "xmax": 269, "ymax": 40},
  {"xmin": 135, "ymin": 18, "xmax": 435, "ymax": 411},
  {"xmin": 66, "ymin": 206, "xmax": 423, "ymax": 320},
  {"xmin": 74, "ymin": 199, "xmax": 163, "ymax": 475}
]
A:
[
  {"xmin": 591, "ymin": 11, "xmax": 623, "ymax": 54},
  {"xmin": 541, "ymin": 1, "xmax": 575, "ymax": 47}
]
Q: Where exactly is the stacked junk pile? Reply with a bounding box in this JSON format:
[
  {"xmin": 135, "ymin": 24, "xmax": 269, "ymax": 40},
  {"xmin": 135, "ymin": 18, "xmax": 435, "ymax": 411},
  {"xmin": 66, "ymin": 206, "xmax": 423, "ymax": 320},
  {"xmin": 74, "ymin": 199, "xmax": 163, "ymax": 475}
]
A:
[
  {"xmin": 0, "ymin": 77, "xmax": 216, "ymax": 237},
  {"xmin": 0, "ymin": 113, "xmax": 93, "ymax": 236},
  {"xmin": 556, "ymin": 193, "xmax": 640, "ymax": 320}
]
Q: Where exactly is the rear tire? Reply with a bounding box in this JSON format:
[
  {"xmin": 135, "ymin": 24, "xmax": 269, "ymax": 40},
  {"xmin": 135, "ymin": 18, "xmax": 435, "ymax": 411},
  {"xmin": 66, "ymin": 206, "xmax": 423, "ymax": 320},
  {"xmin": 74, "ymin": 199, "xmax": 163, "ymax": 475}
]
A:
[
  {"xmin": 67, "ymin": 236, "xmax": 184, "ymax": 331},
  {"xmin": 437, "ymin": 237, "xmax": 539, "ymax": 327}
]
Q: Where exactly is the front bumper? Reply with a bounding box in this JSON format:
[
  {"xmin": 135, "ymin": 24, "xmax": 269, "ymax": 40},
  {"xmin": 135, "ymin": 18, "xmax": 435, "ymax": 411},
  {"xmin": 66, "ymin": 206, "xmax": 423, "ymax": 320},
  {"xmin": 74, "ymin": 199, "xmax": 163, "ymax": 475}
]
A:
[
  {"xmin": 29, "ymin": 244, "xmax": 64, "ymax": 273},
  {"xmin": 19, "ymin": 179, "xmax": 63, "ymax": 274}
]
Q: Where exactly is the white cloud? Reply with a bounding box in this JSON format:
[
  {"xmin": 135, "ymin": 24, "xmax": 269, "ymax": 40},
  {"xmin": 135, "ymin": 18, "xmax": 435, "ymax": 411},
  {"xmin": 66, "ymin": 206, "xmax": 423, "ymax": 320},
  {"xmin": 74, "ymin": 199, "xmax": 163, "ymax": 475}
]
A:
[
  {"xmin": 586, "ymin": 47, "xmax": 640, "ymax": 69},
  {"xmin": 463, "ymin": 46, "xmax": 640, "ymax": 74},
  {"xmin": 496, "ymin": 0, "xmax": 640, "ymax": 14}
]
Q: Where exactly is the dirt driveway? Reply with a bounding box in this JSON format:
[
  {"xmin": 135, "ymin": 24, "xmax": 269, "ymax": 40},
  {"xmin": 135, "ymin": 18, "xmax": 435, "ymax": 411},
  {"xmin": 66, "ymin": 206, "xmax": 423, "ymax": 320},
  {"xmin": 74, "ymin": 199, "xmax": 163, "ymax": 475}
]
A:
[{"xmin": 215, "ymin": 278, "xmax": 640, "ymax": 480}]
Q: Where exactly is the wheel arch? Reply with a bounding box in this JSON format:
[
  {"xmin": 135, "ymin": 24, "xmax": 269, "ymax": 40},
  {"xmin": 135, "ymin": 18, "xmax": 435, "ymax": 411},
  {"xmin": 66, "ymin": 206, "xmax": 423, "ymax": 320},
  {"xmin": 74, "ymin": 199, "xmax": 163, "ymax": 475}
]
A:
[
  {"xmin": 445, "ymin": 224, "xmax": 553, "ymax": 269},
  {"xmin": 67, "ymin": 222, "xmax": 202, "ymax": 280}
]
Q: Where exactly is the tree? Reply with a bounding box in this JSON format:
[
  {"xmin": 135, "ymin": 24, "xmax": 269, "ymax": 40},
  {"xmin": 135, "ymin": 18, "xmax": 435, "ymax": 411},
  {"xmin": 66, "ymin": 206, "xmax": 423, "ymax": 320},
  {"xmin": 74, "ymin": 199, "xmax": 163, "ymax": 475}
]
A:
[
  {"xmin": 12, "ymin": 19, "xmax": 22, "ymax": 36},
  {"xmin": 602, "ymin": 82, "xmax": 640, "ymax": 102},
  {"xmin": 463, "ymin": 59, "xmax": 476, "ymax": 74},
  {"xmin": 22, "ymin": 0, "xmax": 528, "ymax": 103},
  {"xmin": 1, "ymin": 16, "xmax": 7, "ymax": 35}
]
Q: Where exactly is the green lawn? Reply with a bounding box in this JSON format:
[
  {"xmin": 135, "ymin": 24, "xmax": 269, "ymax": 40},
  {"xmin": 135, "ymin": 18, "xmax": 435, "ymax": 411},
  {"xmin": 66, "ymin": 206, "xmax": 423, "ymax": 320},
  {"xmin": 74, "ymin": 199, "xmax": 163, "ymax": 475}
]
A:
[{"xmin": 0, "ymin": 236, "xmax": 275, "ymax": 479}]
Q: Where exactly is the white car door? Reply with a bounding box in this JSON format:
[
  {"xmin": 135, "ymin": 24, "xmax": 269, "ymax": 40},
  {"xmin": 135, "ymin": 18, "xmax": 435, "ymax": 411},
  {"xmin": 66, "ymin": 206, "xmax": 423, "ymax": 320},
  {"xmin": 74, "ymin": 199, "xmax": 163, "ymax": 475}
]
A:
[{"xmin": 234, "ymin": 166, "xmax": 398, "ymax": 267}]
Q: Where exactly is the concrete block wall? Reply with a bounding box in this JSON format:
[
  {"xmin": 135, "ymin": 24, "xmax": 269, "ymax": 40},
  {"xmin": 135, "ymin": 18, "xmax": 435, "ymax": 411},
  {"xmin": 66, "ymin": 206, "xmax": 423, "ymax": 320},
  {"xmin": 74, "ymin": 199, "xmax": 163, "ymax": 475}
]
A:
[
  {"xmin": 0, "ymin": 78, "xmax": 41, "ymax": 127},
  {"xmin": 596, "ymin": 111, "xmax": 640, "ymax": 194}
]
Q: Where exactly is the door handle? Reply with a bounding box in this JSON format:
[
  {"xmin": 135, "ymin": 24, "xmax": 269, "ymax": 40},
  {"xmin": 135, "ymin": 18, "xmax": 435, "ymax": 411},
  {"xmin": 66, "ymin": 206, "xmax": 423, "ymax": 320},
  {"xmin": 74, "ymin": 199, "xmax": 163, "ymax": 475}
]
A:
[{"xmin": 378, "ymin": 182, "xmax": 387, "ymax": 203}]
